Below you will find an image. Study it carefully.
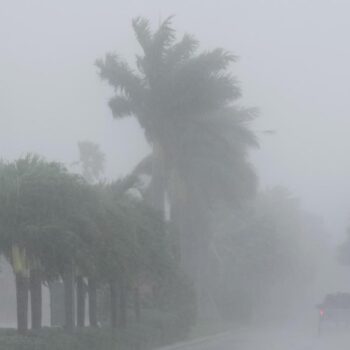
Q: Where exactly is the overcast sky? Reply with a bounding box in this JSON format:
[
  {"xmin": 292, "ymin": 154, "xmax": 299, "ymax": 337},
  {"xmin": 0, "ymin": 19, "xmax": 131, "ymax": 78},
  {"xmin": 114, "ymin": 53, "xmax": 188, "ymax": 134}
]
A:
[{"xmin": 1, "ymin": 0, "xmax": 350, "ymax": 240}]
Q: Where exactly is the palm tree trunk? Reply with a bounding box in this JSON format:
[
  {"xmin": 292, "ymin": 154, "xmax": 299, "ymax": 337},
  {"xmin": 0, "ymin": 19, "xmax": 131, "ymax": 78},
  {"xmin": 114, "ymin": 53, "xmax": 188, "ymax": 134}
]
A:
[
  {"xmin": 15, "ymin": 273, "xmax": 29, "ymax": 334},
  {"xmin": 110, "ymin": 281, "xmax": 117, "ymax": 328},
  {"xmin": 149, "ymin": 143, "xmax": 166, "ymax": 214},
  {"xmin": 88, "ymin": 278, "xmax": 98, "ymax": 327},
  {"xmin": 29, "ymin": 269, "xmax": 42, "ymax": 330},
  {"xmin": 170, "ymin": 175, "xmax": 217, "ymax": 321},
  {"xmin": 63, "ymin": 264, "xmax": 75, "ymax": 331},
  {"xmin": 49, "ymin": 281, "xmax": 65, "ymax": 327},
  {"xmin": 119, "ymin": 276, "xmax": 127, "ymax": 329},
  {"xmin": 134, "ymin": 285, "xmax": 141, "ymax": 323},
  {"xmin": 76, "ymin": 275, "xmax": 85, "ymax": 327}
]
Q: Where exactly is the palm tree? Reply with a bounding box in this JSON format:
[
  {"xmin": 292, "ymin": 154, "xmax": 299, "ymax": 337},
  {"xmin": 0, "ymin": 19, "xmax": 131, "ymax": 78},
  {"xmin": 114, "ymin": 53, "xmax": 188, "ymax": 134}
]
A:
[
  {"xmin": 97, "ymin": 17, "xmax": 257, "ymax": 314},
  {"xmin": 0, "ymin": 155, "xmax": 99, "ymax": 332},
  {"xmin": 0, "ymin": 161, "xmax": 27, "ymax": 334},
  {"xmin": 0, "ymin": 156, "xmax": 68, "ymax": 332},
  {"xmin": 90, "ymin": 174, "xmax": 173, "ymax": 328},
  {"xmin": 92, "ymin": 176, "xmax": 141, "ymax": 329}
]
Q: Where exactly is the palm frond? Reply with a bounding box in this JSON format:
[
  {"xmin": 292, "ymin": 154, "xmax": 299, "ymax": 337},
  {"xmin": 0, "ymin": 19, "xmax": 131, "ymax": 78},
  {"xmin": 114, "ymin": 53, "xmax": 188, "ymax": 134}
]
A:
[
  {"xmin": 132, "ymin": 17, "xmax": 152, "ymax": 54},
  {"xmin": 189, "ymin": 48, "xmax": 237, "ymax": 73},
  {"xmin": 168, "ymin": 70, "xmax": 241, "ymax": 115},
  {"xmin": 165, "ymin": 34, "xmax": 199, "ymax": 67},
  {"xmin": 109, "ymin": 95, "xmax": 135, "ymax": 118},
  {"xmin": 152, "ymin": 16, "xmax": 176, "ymax": 57},
  {"xmin": 199, "ymin": 107, "xmax": 259, "ymax": 148},
  {"xmin": 135, "ymin": 54, "xmax": 146, "ymax": 75},
  {"xmin": 233, "ymin": 107, "xmax": 259, "ymax": 123},
  {"xmin": 207, "ymin": 74, "xmax": 241, "ymax": 103},
  {"xmin": 96, "ymin": 54, "xmax": 145, "ymax": 100}
]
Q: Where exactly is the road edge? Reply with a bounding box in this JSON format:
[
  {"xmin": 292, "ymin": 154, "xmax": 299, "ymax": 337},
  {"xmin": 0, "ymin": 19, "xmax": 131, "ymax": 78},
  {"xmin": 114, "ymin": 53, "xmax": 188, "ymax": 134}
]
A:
[{"xmin": 156, "ymin": 331, "xmax": 233, "ymax": 350}]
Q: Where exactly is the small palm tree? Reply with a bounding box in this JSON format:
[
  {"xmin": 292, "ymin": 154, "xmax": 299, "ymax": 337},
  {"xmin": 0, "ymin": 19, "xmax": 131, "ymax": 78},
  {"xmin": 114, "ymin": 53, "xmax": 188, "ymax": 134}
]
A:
[
  {"xmin": 0, "ymin": 155, "xmax": 66, "ymax": 332},
  {"xmin": 0, "ymin": 155, "xmax": 97, "ymax": 332}
]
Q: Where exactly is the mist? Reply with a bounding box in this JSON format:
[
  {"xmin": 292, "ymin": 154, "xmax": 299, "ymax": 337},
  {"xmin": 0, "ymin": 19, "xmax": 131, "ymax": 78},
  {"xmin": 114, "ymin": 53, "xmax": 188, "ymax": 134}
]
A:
[
  {"xmin": 1, "ymin": 0, "xmax": 350, "ymax": 349},
  {"xmin": 2, "ymin": 1, "xmax": 350, "ymax": 235}
]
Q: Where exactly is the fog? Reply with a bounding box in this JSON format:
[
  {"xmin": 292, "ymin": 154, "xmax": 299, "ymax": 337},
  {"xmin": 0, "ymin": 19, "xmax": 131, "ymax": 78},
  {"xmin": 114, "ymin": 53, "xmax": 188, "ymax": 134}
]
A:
[
  {"xmin": 3, "ymin": 0, "xmax": 350, "ymax": 237},
  {"xmin": 2, "ymin": 0, "xmax": 350, "ymax": 349}
]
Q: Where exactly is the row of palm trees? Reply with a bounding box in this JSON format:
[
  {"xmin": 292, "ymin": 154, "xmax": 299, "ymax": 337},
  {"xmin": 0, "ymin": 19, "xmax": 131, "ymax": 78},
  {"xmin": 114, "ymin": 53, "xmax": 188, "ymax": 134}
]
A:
[
  {"xmin": 0, "ymin": 155, "xmax": 175, "ymax": 334},
  {"xmin": 0, "ymin": 16, "xmax": 260, "ymax": 333}
]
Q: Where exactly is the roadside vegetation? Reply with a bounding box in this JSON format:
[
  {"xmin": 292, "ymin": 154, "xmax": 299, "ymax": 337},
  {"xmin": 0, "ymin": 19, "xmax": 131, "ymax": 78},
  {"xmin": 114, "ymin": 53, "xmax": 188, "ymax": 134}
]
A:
[{"xmin": 0, "ymin": 17, "xmax": 328, "ymax": 350}]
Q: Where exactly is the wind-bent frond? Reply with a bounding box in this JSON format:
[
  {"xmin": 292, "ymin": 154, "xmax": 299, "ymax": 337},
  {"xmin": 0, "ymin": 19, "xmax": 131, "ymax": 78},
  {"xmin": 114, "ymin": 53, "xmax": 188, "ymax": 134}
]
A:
[
  {"xmin": 109, "ymin": 96, "xmax": 135, "ymax": 119},
  {"xmin": 132, "ymin": 17, "xmax": 152, "ymax": 54},
  {"xmin": 135, "ymin": 54, "xmax": 146, "ymax": 75},
  {"xmin": 96, "ymin": 54, "xmax": 145, "ymax": 101},
  {"xmin": 152, "ymin": 16, "xmax": 176, "ymax": 56},
  {"xmin": 207, "ymin": 74, "xmax": 241, "ymax": 103},
  {"xmin": 168, "ymin": 69, "xmax": 241, "ymax": 116},
  {"xmin": 189, "ymin": 48, "xmax": 237, "ymax": 73},
  {"xmin": 165, "ymin": 34, "xmax": 199, "ymax": 67},
  {"xmin": 198, "ymin": 107, "xmax": 259, "ymax": 155},
  {"xmin": 233, "ymin": 107, "xmax": 259, "ymax": 123},
  {"xmin": 137, "ymin": 16, "xmax": 177, "ymax": 83}
]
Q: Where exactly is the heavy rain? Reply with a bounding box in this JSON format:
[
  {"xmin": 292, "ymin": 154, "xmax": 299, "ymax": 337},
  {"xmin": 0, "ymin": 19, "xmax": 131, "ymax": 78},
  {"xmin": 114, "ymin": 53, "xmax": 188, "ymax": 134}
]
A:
[{"xmin": 1, "ymin": 1, "xmax": 350, "ymax": 349}]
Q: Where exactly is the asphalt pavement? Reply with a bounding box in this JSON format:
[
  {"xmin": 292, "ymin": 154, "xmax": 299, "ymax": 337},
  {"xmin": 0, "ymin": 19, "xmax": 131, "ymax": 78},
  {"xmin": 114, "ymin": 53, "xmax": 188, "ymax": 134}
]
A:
[{"xmin": 160, "ymin": 328, "xmax": 350, "ymax": 350}]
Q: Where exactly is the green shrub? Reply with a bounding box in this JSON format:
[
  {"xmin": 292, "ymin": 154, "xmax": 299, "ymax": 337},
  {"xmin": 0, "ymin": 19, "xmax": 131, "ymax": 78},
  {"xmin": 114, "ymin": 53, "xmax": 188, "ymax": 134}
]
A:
[{"xmin": 0, "ymin": 328, "xmax": 119, "ymax": 350}]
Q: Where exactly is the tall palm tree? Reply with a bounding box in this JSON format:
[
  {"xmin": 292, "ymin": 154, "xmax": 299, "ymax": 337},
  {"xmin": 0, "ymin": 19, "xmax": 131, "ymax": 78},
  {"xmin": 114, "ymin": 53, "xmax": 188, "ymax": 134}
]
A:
[{"xmin": 96, "ymin": 17, "xmax": 258, "ymax": 309}]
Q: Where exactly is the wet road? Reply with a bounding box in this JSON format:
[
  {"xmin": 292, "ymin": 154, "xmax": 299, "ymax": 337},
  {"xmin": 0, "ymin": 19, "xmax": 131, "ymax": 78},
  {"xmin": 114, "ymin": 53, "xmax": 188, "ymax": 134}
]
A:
[{"xmin": 162, "ymin": 329, "xmax": 350, "ymax": 350}]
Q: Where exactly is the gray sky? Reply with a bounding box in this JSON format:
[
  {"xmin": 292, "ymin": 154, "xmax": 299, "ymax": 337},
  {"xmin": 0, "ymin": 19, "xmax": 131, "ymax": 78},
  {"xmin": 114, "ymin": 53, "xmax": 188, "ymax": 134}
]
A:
[{"xmin": 1, "ymin": 0, "xmax": 350, "ymax": 240}]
